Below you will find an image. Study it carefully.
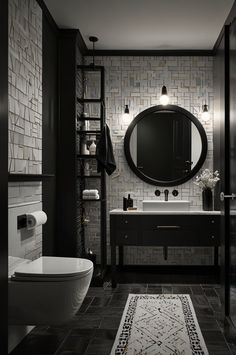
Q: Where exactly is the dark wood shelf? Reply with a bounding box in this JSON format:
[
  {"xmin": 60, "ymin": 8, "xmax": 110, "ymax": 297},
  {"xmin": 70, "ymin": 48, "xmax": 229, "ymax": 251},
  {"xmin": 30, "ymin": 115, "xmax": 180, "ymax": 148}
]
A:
[
  {"xmin": 8, "ymin": 173, "xmax": 55, "ymax": 182},
  {"xmin": 77, "ymin": 154, "xmax": 97, "ymax": 159},
  {"xmin": 82, "ymin": 198, "xmax": 101, "ymax": 202},
  {"xmin": 77, "ymin": 116, "xmax": 101, "ymax": 121},
  {"xmin": 76, "ymin": 130, "xmax": 101, "ymax": 135},
  {"xmin": 77, "ymin": 65, "xmax": 104, "ymax": 72},
  {"xmin": 77, "ymin": 175, "xmax": 101, "ymax": 178},
  {"xmin": 77, "ymin": 98, "xmax": 103, "ymax": 104}
]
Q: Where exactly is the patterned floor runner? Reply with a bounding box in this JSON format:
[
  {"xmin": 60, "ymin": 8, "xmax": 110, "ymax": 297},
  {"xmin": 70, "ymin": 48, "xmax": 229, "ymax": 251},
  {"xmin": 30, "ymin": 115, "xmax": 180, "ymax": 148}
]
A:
[{"xmin": 110, "ymin": 294, "xmax": 209, "ymax": 355}]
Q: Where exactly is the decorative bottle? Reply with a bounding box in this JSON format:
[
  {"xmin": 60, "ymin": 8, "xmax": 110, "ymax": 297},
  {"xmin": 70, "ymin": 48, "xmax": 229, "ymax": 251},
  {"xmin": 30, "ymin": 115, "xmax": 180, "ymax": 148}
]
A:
[{"xmin": 89, "ymin": 141, "xmax": 96, "ymax": 155}]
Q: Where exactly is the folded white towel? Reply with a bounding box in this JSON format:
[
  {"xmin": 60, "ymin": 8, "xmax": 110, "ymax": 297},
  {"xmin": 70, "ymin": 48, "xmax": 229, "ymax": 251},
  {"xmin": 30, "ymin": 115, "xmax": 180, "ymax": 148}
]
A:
[
  {"xmin": 83, "ymin": 195, "xmax": 100, "ymax": 200},
  {"xmin": 83, "ymin": 189, "xmax": 99, "ymax": 194},
  {"xmin": 83, "ymin": 191, "xmax": 99, "ymax": 196}
]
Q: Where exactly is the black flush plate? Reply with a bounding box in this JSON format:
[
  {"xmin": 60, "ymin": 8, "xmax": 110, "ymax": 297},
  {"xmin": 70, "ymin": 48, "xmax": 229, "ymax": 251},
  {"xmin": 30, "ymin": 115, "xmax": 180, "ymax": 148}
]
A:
[{"xmin": 17, "ymin": 214, "xmax": 27, "ymax": 230}]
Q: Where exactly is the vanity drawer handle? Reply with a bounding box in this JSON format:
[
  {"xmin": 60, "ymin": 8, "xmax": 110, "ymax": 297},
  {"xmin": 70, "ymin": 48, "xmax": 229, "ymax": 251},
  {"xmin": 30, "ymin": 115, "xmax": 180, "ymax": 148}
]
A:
[
  {"xmin": 211, "ymin": 220, "xmax": 215, "ymax": 224},
  {"xmin": 124, "ymin": 235, "xmax": 128, "ymax": 239},
  {"xmin": 156, "ymin": 225, "xmax": 181, "ymax": 230},
  {"xmin": 124, "ymin": 220, "xmax": 128, "ymax": 224},
  {"xmin": 211, "ymin": 235, "xmax": 215, "ymax": 239}
]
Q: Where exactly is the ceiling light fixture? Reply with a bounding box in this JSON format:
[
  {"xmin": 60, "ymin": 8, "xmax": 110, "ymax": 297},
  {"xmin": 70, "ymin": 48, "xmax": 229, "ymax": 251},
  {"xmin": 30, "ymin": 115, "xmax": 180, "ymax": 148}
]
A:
[
  {"xmin": 201, "ymin": 104, "xmax": 210, "ymax": 122},
  {"xmin": 160, "ymin": 85, "xmax": 169, "ymax": 105},
  {"xmin": 89, "ymin": 36, "xmax": 98, "ymax": 66}
]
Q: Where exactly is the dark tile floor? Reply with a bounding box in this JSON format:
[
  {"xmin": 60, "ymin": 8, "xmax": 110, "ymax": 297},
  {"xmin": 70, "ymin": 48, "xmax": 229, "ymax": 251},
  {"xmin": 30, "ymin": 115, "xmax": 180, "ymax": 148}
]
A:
[{"xmin": 10, "ymin": 283, "xmax": 236, "ymax": 355}]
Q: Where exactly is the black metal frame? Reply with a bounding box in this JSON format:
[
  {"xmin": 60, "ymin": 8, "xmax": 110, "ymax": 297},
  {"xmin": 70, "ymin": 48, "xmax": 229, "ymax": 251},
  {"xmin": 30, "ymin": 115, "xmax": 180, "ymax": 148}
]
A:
[
  {"xmin": 0, "ymin": 1, "xmax": 8, "ymax": 352},
  {"xmin": 124, "ymin": 104, "xmax": 208, "ymax": 187},
  {"xmin": 77, "ymin": 65, "xmax": 107, "ymax": 274}
]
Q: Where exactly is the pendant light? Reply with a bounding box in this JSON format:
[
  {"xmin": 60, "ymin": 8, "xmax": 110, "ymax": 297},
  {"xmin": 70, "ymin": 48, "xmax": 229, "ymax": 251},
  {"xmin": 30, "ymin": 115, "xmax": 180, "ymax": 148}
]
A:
[
  {"xmin": 123, "ymin": 104, "xmax": 130, "ymax": 122},
  {"xmin": 160, "ymin": 85, "xmax": 169, "ymax": 105},
  {"xmin": 89, "ymin": 36, "xmax": 98, "ymax": 66},
  {"xmin": 201, "ymin": 104, "xmax": 210, "ymax": 122}
]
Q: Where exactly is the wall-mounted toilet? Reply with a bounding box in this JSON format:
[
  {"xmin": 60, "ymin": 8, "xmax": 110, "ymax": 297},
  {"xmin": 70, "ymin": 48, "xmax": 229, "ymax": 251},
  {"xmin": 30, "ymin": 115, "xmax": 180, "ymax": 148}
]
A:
[{"xmin": 8, "ymin": 256, "xmax": 93, "ymax": 325}]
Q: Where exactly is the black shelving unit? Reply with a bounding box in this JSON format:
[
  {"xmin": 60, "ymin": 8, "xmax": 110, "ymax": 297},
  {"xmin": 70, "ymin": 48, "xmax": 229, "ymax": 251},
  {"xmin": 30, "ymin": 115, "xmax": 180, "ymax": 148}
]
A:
[{"xmin": 77, "ymin": 65, "xmax": 107, "ymax": 285}]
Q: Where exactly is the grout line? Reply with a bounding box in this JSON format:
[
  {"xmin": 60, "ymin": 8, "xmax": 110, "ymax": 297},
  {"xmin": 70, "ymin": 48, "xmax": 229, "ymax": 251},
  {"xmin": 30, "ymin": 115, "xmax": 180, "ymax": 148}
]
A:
[{"xmin": 53, "ymin": 329, "xmax": 72, "ymax": 355}]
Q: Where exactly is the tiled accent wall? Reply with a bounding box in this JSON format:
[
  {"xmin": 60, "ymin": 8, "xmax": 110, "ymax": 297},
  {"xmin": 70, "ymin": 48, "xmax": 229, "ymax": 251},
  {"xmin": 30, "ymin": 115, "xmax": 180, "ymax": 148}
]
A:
[
  {"xmin": 85, "ymin": 56, "xmax": 215, "ymax": 265},
  {"xmin": 8, "ymin": 0, "xmax": 43, "ymax": 261},
  {"xmin": 8, "ymin": 0, "xmax": 42, "ymax": 174}
]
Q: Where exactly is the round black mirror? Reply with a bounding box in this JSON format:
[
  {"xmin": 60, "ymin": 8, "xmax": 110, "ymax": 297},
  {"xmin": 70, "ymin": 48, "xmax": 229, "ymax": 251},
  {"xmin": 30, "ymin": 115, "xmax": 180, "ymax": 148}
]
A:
[{"xmin": 124, "ymin": 105, "xmax": 208, "ymax": 186}]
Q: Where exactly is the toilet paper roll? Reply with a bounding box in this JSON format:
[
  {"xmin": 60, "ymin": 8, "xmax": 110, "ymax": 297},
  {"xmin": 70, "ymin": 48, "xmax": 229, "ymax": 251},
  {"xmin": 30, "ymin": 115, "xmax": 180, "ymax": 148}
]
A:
[{"xmin": 26, "ymin": 211, "xmax": 47, "ymax": 230}]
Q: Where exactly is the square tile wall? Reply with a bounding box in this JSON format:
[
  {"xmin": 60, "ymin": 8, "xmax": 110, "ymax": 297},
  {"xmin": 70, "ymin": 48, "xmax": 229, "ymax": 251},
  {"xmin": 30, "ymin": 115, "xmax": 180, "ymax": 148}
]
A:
[
  {"xmin": 8, "ymin": 0, "xmax": 43, "ymax": 261},
  {"xmin": 84, "ymin": 55, "xmax": 215, "ymax": 265},
  {"xmin": 8, "ymin": 0, "xmax": 42, "ymax": 174}
]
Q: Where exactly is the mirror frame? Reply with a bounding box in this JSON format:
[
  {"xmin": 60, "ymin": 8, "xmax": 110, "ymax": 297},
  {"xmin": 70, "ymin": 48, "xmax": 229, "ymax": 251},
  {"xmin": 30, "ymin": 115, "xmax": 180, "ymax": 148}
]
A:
[{"xmin": 124, "ymin": 104, "xmax": 208, "ymax": 186}]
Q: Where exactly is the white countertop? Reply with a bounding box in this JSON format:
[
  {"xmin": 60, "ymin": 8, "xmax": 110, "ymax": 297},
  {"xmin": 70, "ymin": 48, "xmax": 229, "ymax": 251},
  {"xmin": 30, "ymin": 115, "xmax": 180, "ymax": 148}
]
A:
[{"xmin": 109, "ymin": 209, "xmax": 221, "ymax": 215}]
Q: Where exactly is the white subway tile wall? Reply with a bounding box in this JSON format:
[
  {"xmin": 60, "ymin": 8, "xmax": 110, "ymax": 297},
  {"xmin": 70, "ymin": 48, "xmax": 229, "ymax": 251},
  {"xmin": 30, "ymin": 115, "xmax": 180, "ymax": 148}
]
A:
[
  {"xmin": 8, "ymin": 0, "xmax": 42, "ymax": 260},
  {"xmin": 85, "ymin": 55, "xmax": 215, "ymax": 265}
]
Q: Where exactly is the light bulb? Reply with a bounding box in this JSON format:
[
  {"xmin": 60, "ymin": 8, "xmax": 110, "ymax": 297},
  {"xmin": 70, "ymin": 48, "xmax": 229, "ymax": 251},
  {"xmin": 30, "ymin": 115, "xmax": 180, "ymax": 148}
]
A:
[
  {"xmin": 202, "ymin": 104, "xmax": 210, "ymax": 122},
  {"xmin": 160, "ymin": 94, "xmax": 169, "ymax": 105},
  {"xmin": 160, "ymin": 85, "xmax": 169, "ymax": 105},
  {"xmin": 123, "ymin": 104, "xmax": 131, "ymax": 123}
]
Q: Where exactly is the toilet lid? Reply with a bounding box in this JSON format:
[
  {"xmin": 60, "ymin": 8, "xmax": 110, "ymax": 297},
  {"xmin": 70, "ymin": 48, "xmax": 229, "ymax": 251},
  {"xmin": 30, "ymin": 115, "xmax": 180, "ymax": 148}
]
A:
[{"xmin": 13, "ymin": 256, "xmax": 93, "ymax": 279}]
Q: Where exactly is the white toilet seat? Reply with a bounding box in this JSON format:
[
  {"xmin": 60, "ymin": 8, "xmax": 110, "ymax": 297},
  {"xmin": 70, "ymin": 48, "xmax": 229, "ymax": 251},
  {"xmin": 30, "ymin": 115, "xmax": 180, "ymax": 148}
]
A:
[{"xmin": 10, "ymin": 256, "xmax": 93, "ymax": 282}]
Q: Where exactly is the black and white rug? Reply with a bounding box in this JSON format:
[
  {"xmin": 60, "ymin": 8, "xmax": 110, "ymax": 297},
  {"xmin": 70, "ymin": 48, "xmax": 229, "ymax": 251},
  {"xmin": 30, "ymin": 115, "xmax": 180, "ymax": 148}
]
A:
[{"xmin": 110, "ymin": 294, "xmax": 209, "ymax": 355}]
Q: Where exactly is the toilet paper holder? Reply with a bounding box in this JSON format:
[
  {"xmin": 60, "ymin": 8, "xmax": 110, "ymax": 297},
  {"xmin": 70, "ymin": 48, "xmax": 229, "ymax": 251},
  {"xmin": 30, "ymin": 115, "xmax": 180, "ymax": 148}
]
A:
[
  {"xmin": 17, "ymin": 211, "xmax": 47, "ymax": 230},
  {"xmin": 17, "ymin": 214, "xmax": 27, "ymax": 230}
]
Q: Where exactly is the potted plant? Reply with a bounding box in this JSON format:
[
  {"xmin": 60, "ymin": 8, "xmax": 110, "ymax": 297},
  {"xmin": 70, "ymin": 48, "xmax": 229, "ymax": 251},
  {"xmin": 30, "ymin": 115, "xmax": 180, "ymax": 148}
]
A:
[{"xmin": 194, "ymin": 169, "xmax": 220, "ymax": 210}]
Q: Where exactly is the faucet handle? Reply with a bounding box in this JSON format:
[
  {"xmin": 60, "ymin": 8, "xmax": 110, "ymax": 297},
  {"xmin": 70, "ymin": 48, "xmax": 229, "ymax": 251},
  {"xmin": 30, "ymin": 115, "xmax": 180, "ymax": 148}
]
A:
[
  {"xmin": 154, "ymin": 189, "xmax": 161, "ymax": 196},
  {"xmin": 172, "ymin": 189, "xmax": 178, "ymax": 197}
]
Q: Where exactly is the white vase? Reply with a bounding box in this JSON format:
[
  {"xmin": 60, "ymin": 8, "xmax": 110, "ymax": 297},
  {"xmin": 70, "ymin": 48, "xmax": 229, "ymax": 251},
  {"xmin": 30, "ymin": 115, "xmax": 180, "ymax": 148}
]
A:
[
  {"xmin": 81, "ymin": 142, "xmax": 89, "ymax": 155},
  {"xmin": 89, "ymin": 141, "xmax": 96, "ymax": 155}
]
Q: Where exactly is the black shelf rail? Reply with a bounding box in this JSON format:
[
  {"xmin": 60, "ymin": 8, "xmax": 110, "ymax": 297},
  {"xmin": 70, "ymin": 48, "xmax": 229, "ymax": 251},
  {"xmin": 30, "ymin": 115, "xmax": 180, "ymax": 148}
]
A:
[
  {"xmin": 76, "ymin": 130, "xmax": 101, "ymax": 135},
  {"xmin": 77, "ymin": 154, "xmax": 97, "ymax": 159},
  {"xmin": 77, "ymin": 98, "xmax": 102, "ymax": 103},
  {"xmin": 77, "ymin": 65, "xmax": 104, "ymax": 71},
  {"xmin": 8, "ymin": 173, "xmax": 55, "ymax": 182},
  {"xmin": 77, "ymin": 175, "xmax": 101, "ymax": 178},
  {"xmin": 77, "ymin": 115, "xmax": 101, "ymax": 121}
]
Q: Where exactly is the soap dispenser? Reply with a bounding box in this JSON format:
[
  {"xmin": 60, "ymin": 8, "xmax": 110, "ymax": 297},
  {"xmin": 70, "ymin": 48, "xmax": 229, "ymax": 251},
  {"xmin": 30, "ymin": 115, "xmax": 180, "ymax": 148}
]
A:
[{"xmin": 127, "ymin": 194, "xmax": 133, "ymax": 208}]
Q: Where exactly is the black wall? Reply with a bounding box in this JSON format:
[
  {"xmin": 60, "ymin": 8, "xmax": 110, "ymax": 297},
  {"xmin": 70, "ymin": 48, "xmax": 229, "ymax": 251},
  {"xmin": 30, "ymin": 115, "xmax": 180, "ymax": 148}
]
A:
[
  {"xmin": 0, "ymin": 0, "xmax": 8, "ymax": 353},
  {"xmin": 214, "ymin": 26, "xmax": 230, "ymax": 315},
  {"xmin": 57, "ymin": 30, "xmax": 78, "ymax": 256},
  {"xmin": 42, "ymin": 11, "xmax": 58, "ymax": 256}
]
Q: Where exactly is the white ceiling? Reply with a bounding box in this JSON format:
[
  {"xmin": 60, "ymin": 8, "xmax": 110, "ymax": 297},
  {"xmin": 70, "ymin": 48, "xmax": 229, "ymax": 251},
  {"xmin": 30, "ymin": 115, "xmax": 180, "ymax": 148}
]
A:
[{"xmin": 44, "ymin": 0, "xmax": 234, "ymax": 50}]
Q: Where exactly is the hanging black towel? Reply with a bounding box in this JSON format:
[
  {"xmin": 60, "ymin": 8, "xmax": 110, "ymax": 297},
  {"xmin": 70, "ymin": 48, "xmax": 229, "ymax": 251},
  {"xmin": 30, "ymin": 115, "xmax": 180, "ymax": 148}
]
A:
[{"xmin": 96, "ymin": 124, "xmax": 116, "ymax": 175}]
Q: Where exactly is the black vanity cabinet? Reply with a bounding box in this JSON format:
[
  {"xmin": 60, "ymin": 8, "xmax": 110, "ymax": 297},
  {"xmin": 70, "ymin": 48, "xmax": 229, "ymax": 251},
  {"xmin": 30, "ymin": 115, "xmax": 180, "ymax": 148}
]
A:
[{"xmin": 110, "ymin": 211, "xmax": 220, "ymax": 287}]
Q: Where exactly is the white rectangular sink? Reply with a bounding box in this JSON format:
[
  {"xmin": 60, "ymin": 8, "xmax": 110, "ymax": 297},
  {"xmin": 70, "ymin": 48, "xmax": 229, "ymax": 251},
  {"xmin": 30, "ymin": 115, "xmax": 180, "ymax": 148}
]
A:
[{"xmin": 142, "ymin": 200, "xmax": 190, "ymax": 211}]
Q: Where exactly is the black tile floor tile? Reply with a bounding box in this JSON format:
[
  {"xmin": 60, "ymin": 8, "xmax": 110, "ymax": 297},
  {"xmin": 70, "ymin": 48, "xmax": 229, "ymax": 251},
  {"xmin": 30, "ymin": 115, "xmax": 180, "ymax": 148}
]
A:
[
  {"xmin": 10, "ymin": 334, "xmax": 65, "ymax": 355},
  {"xmin": 202, "ymin": 330, "xmax": 232, "ymax": 355},
  {"xmin": 77, "ymin": 297, "xmax": 94, "ymax": 313},
  {"xmin": 84, "ymin": 338, "xmax": 114, "ymax": 355},
  {"xmin": 108, "ymin": 293, "xmax": 128, "ymax": 307},
  {"xmin": 190, "ymin": 294, "xmax": 210, "ymax": 307},
  {"xmin": 203, "ymin": 287, "xmax": 219, "ymax": 298},
  {"xmin": 146, "ymin": 286, "xmax": 162, "ymax": 294},
  {"xmin": 196, "ymin": 316, "xmax": 220, "ymax": 331},
  {"xmin": 172, "ymin": 285, "xmax": 192, "ymax": 294},
  {"xmin": 85, "ymin": 306, "xmax": 124, "ymax": 316},
  {"xmin": 94, "ymin": 329, "xmax": 117, "ymax": 340},
  {"xmin": 99, "ymin": 316, "xmax": 122, "ymax": 329},
  {"xmin": 90, "ymin": 296, "xmax": 111, "ymax": 307},
  {"xmin": 162, "ymin": 285, "xmax": 173, "ymax": 294},
  {"xmin": 191, "ymin": 285, "xmax": 205, "ymax": 295},
  {"xmin": 9, "ymin": 283, "xmax": 236, "ymax": 355},
  {"xmin": 55, "ymin": 335, "xmax": 90, "ymax": 355}
]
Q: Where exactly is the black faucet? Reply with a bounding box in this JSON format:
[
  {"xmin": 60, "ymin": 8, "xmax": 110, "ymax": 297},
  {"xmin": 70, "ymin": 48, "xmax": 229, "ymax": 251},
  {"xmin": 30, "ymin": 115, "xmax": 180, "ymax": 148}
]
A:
[{"xmin": 164, "ymin": 189, "xmax": 169, "ymax": 201}]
